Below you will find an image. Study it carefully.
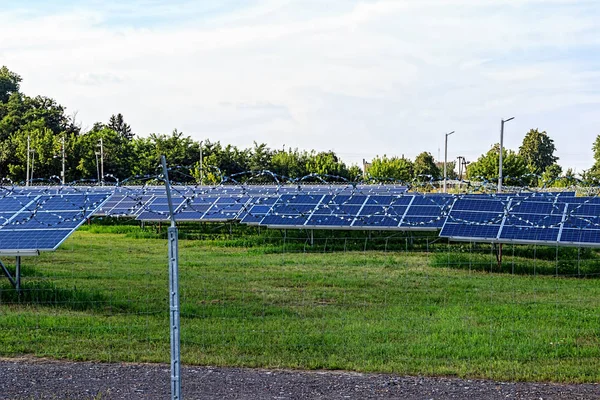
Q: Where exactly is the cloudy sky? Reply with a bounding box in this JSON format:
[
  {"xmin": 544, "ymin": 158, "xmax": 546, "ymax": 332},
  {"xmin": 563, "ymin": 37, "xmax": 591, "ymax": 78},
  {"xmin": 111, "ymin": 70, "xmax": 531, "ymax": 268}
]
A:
[{"xmin": 2, "ymin": 0, "xmax": 600, "ymax": 171}]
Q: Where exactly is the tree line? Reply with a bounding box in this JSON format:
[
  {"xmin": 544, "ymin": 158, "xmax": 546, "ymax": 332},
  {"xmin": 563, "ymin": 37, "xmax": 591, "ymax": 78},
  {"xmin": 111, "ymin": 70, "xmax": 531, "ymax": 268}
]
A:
[{"xmin": 0, "ymin": 65, "xmax": 598, "ymax": 186}]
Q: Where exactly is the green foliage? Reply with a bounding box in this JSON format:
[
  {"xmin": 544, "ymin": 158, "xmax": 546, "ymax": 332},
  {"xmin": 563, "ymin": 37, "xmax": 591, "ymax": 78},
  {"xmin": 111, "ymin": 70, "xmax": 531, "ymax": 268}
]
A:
[
  {"xmin": 413, "ymin": 152, "xmax": 440, "ymax": 180},
  {"xmin": 270, "ymin": 149, "xmax": 309, "ymax": 179},
  {"xmin": 107, "ymin": 113, "xmax": 134, "ymax": 141},
  {"xmin": 519, "ymin": 129, "xmax": 558, "ymax": 178},
  {"xmin": 540, "ymin": 163, "xmax": 562, "ymax": 186},
  {"xmin": 368, "ymin": 155, "xmax": 414, "ymax": 182},
  {"xmin": 467, "ymin": 144, "xmax": 528, "ymax": 185},
  {"xmin": 587, "ymin": 135, "xmax": 600, "ymax": 180},
  {"xmin": 0, "ymin": 66, "xmax": 21, "ymax": 103},
  {"xmin": 74, "ymin": 127, "xmax": 134, "ymax": 181}
]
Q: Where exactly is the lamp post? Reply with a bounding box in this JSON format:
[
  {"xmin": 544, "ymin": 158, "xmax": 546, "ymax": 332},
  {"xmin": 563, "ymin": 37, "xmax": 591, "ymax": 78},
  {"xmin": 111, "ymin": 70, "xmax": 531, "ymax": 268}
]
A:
[
  {"xmin": 26, "ymin": 135, "xmax": 30, "ymax": 186},
  {"xmin": 95, "ymin": 151, "xmax": 100, "ymax": 183},
  {"xmin": 53, "ymin": 135, "xmax": 67, "ymax": 184},
  {"xmin": 97, "ymin": 138, "xmax": 104, "ymax": 186},
  {"xmin": 199, "ymin": 140, "xmax": 203, "ymax": 185},
  {"xmin": 498, "ymin": 117, "xmax": 515, "ymax": 193},
  {"xmin": 30, "ymin": 149, "xmax": 35, "ymax": 184},
  {"xmin": 61, "ymin": 135, "xmax": 66, "ymax": 184},
  {"xmin": 444, "ymin": 131, "xmax": 455, "ymax": 193}
]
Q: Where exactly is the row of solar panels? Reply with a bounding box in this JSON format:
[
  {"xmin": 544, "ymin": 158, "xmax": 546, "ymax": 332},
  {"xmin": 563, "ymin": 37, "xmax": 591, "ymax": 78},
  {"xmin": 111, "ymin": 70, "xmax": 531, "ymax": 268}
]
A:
[
  {"xmin": 0, "ymin": 192, "xmax": 110, "ymax": 254},
  {"xmin": 440, "ymin": 195, "xmax": 600, "ymax": 246},
  {"xmin": 0, "ymin": 186, "xmax": 595, "ymax": 254},
  {"xmin": 2, "ymin": 184, "xmax": 409, "ymax": 197}
]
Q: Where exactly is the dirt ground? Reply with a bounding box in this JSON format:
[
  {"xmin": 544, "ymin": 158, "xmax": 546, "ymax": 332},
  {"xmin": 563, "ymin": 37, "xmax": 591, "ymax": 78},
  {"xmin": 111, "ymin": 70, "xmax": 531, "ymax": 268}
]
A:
[{"xmin": 0, "ymin": 357, "xmax": 599, "ymax": 399}]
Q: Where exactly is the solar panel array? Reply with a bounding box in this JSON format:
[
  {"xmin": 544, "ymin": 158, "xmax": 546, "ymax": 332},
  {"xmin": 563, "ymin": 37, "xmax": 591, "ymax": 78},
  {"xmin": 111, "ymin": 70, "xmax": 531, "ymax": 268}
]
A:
[
  {"xmin": 256, "ymin": 193, "xmax": 453, "ymax": 230},
  {"xmin": 3, "ymin": 183, "xmax": 598, "ymax": 253},
  {"xmin": 0, "ymin": 191, "xmax": 110, "ymax": 254},
  {"xmin": 439, "ymin": 193, "xmax": 600, "ymax": 247}
]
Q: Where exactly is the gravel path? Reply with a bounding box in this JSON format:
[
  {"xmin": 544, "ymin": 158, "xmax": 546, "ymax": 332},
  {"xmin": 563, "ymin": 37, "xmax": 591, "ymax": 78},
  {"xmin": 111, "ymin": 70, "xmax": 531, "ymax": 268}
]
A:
[{"xmin": 0, "ymin": 357, "xmax": 599, "ymax": 399}]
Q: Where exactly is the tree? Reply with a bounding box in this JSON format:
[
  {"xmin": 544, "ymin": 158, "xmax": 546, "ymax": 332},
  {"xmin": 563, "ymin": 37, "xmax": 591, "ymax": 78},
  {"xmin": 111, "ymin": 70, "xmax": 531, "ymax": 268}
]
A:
[
  {"xmin": 108, "ymin": 113, "xmax": 134, "ymax": 140},
  {"xmin": 467, "ymin": 144, "xmax": 528, "ymax": 186},
  {"xmin": 413, "ymin": 152, "xmax": 440, "ymax": 180},
  {"xmin": 368, "ymin": 155, "xmax": 414, "ymax": 182},
  {"xmin": 305, "ymin": 151, "xmax": 350, "ymax": 178},
  {"xmin": 249, "ymin": 142, "xmax": 272, "ymax": 172},
  {"xmin": 0, "ymin": 66, "xmax": 21, "ymax": 103},
  {"xmin": 271, "ymin": 149, "xmax": 309, "ymax": 179},
  {"xmin": 541, "ymin": 164, "xmax": 562, "ymax": 186},
  {"xmin": 518, "ymin": 129, "xmax": 558, "ymax": 177},
  {"xmin": 587, "ymin": 134, "xmax": 600, "ymax": 179},
  {"xmin": 74, "ymin": 127, "xmax": 134, "ymax": 181}
]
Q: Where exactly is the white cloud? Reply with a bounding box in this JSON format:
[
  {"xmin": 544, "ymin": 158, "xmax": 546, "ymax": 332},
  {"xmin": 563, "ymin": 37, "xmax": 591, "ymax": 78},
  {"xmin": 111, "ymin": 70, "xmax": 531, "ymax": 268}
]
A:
[{"xmin": 1, "ymin": 0, "xmax": 599, "ymax": 171}]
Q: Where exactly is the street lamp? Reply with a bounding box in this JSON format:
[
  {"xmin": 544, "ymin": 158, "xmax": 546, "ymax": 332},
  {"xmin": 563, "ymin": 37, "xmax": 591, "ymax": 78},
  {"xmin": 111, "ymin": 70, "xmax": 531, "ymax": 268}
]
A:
[
  {"xmin": 53, "ymin": 136, "xmax": 66, "ymax": 184},
  {"xmin": 199, "ymin": 140, "xmax": 203, "ymax": 185},
  {"xmin": 498, "ymin": 117, "xmax": 515, "ymax": 193},
  {"xmin": 444, "ymin": 131, "xmax": 455, "ymax": 193},
  {"xmin": 95, "ymin": 151, "xmax": 101, "ymax": 183},
  {"xmin": 97, "ymin": 138, "xmax": 104, "ymax": 186}
]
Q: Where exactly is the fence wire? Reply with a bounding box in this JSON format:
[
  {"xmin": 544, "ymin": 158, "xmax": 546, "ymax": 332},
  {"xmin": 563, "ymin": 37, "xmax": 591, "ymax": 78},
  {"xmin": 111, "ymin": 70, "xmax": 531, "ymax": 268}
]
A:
[{"xmin": 0, "ymin": 171, "xmax": 599, "ymax": 398}]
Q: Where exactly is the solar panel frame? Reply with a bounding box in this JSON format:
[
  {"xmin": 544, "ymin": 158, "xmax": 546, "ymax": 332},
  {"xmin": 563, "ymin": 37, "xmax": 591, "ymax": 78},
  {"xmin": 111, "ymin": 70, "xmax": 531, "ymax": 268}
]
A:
[{"xmin": 0, "ymin": 193, "xmax": 110, "ymax": 255}]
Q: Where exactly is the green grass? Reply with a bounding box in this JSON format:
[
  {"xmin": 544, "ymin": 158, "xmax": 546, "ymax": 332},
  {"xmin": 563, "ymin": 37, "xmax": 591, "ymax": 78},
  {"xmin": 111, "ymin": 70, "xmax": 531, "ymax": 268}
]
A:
[{"xmin": 1, "ymin": 225, "xmax": 600, "ymax": 382}]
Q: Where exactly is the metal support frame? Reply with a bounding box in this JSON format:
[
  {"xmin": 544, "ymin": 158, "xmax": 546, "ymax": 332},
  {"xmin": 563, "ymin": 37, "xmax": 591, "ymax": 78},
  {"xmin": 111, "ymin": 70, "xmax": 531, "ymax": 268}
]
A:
[
  {"xmin": 0, "ymin": 256, "xmax": 22, "ymax": 291},
  {"xmin": 162, "ymin": 155, "xmax": 182, "ymax": 400}
]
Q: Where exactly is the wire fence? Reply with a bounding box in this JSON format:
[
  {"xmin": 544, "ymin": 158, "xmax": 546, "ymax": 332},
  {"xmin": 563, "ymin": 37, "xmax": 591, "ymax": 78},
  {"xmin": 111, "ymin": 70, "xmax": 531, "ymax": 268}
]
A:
[{"xmin": 0, "ymin": 170, "xmax": 599, "ymax": 396}]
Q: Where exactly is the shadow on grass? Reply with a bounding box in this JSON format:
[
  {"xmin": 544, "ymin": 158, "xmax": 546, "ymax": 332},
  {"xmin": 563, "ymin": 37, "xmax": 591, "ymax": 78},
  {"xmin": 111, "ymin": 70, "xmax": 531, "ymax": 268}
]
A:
[
  {"xmin": 0, "ymin": 280, "xmax": 131, "ymax": 313},
  {"xmin": 430, "ymin": 249, "xmax": 600, "ymax": 277}
]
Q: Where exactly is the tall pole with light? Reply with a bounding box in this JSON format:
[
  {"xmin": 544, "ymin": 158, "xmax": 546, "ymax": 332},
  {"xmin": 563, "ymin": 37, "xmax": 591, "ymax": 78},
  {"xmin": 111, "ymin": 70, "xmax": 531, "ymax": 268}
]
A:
[
  {"xmin": 498, "ymin": 117, "xmax": 515, "ymax": 193},
  {"xmin": 199, "ymin": 140, "xmax": 203, "ymax": 185},
  {"xmin": 443, "ymin": 131, "xmax": 455, "ymax": 193},
  {"xmin": 26, "ymin": 135, "xmax": 31, "ymax": 186},
  {"xmin": 61, "ymin": 135, "xmax": 66, "ymax": 185},
  {"xmin": 97, "ymin": 138, "xmax": 104, "ymax": 186}
]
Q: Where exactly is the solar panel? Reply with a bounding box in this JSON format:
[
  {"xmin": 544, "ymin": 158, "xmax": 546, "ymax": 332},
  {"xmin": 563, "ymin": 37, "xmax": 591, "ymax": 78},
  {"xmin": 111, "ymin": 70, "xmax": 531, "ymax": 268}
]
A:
[
  {"xmin": 440, "ymin": 194, "xmax": 600, "ymax": 247},
  {"xmin": 0, "ymin": 192, "xmax": 110, "ymax": 254},
  {"xmin": 440, "ymin": 196, "xmax": 507, "ymax": 241},
  {"xmin": 199, "ymin": 196, "xmax": 251, "ymax": 221},
  {"xmin": 136, "ymin": 195, "xmax": 186, "ymax": 221},
  {"xmin": 304, "ymin": 195, "xmax": 368, "ymax": 228},
  {"xmin": 399, "ymin": 194, "xmax": 453, "ymax": 230},
  {"xmin": 259, "ymin": 194, "xmax": 324, "ymax": 228},
  {"xmin": 239, "ymin": 197, "xmax": 278, "ymax": 225}
]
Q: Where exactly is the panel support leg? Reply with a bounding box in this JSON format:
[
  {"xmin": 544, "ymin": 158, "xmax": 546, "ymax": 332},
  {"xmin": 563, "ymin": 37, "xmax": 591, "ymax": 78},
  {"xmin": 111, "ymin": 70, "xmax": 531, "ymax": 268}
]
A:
[
  {"xmin": 15, "ymin": 256, "xmax": 21, "ymax": 291},
  {"xmin": 0, "ymin": 258, "xmax": 21, "ymax": 291}
]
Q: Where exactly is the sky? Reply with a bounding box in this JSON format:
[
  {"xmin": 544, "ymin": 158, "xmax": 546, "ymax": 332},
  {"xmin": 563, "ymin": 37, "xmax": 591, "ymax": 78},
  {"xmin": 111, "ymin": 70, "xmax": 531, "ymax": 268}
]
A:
[{"xmin": 2, "ymin": 0, "xmax": 600, "ymax": 172}]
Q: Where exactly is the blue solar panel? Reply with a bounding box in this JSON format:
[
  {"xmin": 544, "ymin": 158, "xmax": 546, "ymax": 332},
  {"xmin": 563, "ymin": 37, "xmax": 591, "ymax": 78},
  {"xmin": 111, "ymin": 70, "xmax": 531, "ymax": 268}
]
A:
[
  {"xmin": 440, "ymin": 197, "xmax": 506, "ymax": 241},
  {"xmin": 239, "ymin": 197, "xmax": 278, "ymax": 225},
  {"xmin": 257, "ymin": 194, "xmax": 324, "ymax": 227},
  {"xmin": 0, "ymin": 193, "xmax": 110, "ymax": 253},
  {"xmin": 440, "ymin": 195, "xmax": 600, "ymax": 246},
  {"xmin": 440, "ymin": 222, "xmax": 501, "ymax": 239}
]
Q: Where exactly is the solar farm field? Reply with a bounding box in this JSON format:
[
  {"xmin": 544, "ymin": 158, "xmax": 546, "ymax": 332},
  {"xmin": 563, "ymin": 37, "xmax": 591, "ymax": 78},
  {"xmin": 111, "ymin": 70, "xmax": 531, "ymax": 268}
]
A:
[{"xmin": 1, "ymin": 224, "xmax": 600, "ymax": 383}]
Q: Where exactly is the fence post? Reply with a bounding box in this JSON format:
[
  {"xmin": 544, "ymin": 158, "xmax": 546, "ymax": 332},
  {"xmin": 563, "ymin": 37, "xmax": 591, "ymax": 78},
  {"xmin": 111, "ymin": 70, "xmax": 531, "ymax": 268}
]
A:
[{"xmin": 162, "ymin": 155, "xmax": 182, "ymax": 400}]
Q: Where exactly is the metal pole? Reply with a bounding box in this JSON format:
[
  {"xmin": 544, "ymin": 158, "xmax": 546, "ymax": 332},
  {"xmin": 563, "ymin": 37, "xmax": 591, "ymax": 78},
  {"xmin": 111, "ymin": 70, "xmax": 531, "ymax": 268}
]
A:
[
  {"xmin": 161, "ymin": 155, "xmax": 182, "ymax": 400},
  {"xmin": 95, "ymin": 152, "xmax": 100, "ymax": 183},
  {"xmin": 61, "ymin": 136, "xmax": 66, "ymax": 185},
  {"xmin": 199, "ymin": 140, "xmax": 203, "ymax": 185},
  {"xmin": 444, "ymin": 131, "xmax": 454, "ymax": 193},
  {"xmin": 26, "ymin": 135, "xmax": 30, "ymax": 186},
  {"xmin": 30, "ymin": 150, "xmax": 35, "ymax": 184},
  {"xmin": 99, "ymin": 138, "xmax": 104, "ymax": 186},
  {"xmin": 498, "ymin": 117, "xmax": 514, "ymax": 193},
  {"xmin": 15, "ymin": 256, "xmax": 21, "ymax": 292}
]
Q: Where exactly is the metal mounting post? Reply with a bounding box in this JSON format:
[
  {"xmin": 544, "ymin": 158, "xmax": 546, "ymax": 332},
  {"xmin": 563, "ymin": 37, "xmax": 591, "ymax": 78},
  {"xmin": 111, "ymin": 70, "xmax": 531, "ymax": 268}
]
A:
[
  {"xmin": 0, "ymin": 257, "xmax": 22, "ymax": 292},
  {"xmin": 162, "ymin": 155, "xmax": 182, "ymax": 400}
]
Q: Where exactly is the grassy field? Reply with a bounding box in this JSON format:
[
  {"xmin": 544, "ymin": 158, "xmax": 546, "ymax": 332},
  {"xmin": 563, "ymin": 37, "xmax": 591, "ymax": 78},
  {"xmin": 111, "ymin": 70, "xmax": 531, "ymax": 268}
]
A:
[{"xmin": 1, "ymin": 224, "xmax": 599, "ymax": 382}]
